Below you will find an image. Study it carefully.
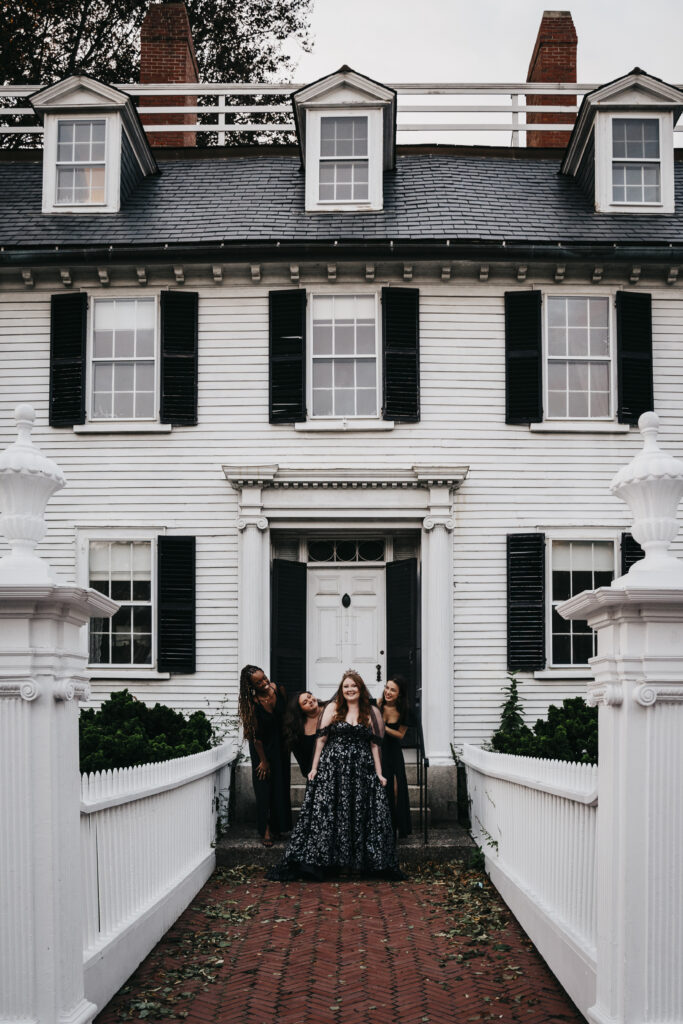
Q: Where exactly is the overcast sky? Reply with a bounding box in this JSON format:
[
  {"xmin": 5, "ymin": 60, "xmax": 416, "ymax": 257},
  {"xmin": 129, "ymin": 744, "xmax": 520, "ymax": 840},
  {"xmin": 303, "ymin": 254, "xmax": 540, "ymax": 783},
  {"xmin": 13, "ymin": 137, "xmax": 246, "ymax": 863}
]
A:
[{"xmin": 294, "ymin": 0, "xmax": 683, "ymax": 85}]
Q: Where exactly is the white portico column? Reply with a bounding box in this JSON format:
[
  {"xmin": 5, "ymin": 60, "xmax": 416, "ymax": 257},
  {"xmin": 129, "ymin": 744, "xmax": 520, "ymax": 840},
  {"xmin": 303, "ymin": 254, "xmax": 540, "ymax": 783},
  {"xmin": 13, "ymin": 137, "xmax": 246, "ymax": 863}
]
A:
[
  {"xmin": 559, "ymin": 413, "xmax": 683, "ymax": 1024},
  {"xmin": 230, "ymin": 473, "xmax": 276, "ymax": 676},
  {"xmin": 237, "ymin": 515, "xmax": 270, "ymax": 674},
  {"xmin": 0, "ymin": 406, "xmax": 117, "ymax": 1024},
  {"xmin": 421, "ymin": 482, "xmax": 455, "ymax": 765}
]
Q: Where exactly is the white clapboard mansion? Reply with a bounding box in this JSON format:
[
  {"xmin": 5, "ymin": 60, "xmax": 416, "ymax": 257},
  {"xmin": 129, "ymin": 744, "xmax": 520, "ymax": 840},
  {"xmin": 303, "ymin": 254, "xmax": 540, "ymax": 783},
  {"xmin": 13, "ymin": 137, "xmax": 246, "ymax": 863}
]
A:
[{"xmin": 1, "ymin": 5, "xmax": 682, "ymax": 815}]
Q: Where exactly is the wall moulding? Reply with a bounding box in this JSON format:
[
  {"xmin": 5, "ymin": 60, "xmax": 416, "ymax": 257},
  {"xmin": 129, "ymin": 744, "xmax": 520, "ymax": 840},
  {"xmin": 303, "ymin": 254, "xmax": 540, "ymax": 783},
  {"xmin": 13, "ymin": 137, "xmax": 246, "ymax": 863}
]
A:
[{"xmin": 3, "ymin": 259, "xmax": 682, "ymax": 292}]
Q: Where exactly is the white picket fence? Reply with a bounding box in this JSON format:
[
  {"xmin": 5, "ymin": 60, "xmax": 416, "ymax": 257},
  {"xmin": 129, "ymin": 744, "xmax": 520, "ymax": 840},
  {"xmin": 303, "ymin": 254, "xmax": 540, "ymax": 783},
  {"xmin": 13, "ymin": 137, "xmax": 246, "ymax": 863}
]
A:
[
  {"xmin": 461, "ymin": 745, "xmax": 598, "ymax": 1019},
  {"xmin": 80, "ymin": 740, "xmax": 237, "ymax": 1011}
]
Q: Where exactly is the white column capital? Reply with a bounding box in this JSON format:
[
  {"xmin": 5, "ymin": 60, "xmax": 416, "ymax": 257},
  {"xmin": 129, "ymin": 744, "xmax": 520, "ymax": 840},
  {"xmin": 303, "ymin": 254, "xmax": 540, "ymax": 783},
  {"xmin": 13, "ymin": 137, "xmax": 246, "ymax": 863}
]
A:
[
  {"xmin": 237, "ymin": 516, "xmax": 269, "ymax": 532},
  {"xmin": 423, "ymin": 515, "xmax": 455, "ymax": 532}
]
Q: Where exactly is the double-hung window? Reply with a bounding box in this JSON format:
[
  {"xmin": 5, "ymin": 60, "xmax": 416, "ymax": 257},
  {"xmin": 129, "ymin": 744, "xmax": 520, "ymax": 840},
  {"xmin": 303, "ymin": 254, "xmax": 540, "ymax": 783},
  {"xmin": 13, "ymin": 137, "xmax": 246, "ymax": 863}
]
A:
[
  {"xmin": 319, "ymin": 116, "xmax": 369, "ymax": 202},
  {"xmin": 55, "ymin": 119, "xmax": 107, "ymax": 206},
  {"xmin": 612, "ymin": 118, "xmax": 661, "ymax": 205},
  {"xmin": 89, "ymin": 540, "xmax": 153, "ymax": 666},
  {"xmin": 310, "ymin": 295, "xmax": 378, "ymax": 417},
  {"xmin": 546, "ymin": 296, "xmax": 612, "ymax": 420},
  {"xmin": 91, "ymin": 297, "xmax": 156, "ymax": 421},
  {"xmin": 550, "ymin": 540, "xmax": 615, "ymax": 666}
]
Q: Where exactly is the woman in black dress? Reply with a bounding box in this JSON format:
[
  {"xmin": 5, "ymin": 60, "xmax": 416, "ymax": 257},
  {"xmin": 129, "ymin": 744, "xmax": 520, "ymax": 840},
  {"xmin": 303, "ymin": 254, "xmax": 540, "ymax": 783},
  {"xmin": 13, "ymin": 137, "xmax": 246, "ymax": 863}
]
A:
[
  {"xmin": 283, "ymin": 691, "xmax": 321, "ymax": 777},
  {"xmin": 237, "ymin": 664, "xmax": 291, "ymax": 847},
  {"xmin": 267, "ymin": 671, "xmax": 402, "ymax": 880},
  {"xmin": 379, "ymin": 675, "xmax": 412, "ymax": 838}
]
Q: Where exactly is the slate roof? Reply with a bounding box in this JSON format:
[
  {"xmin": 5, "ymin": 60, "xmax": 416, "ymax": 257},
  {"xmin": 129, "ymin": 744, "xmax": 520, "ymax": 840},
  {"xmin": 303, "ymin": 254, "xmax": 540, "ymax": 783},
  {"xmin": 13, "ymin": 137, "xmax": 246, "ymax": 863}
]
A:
[{"xmin": 1, "ymin": 150, "xmax": 682, "ymax": 253}]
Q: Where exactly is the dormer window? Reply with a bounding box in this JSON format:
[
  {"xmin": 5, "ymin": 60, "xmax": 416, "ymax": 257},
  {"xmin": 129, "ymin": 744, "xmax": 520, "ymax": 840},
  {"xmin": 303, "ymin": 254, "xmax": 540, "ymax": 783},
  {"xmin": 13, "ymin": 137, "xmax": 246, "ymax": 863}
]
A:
[
  {"xmin": 56, "ymin": 119, "xmax": 107, "ymax": 205},
  {"xmin": 30, "ymin": 74, "xmax": 157, "ymax": 215},
  {"xmin": 292, "ymin": 67, "xmax": 396, "ymax": 214},
  {"xmin": 319, "ymin": 116, "xmax": 369, "ymax": 202},
  {"xmin": 611, "ymin": 118, "xmax": 661, "ymax": 205},
  {"xmin": 561, "ymin": 69, "xmax": 683, "ymax": 216}
]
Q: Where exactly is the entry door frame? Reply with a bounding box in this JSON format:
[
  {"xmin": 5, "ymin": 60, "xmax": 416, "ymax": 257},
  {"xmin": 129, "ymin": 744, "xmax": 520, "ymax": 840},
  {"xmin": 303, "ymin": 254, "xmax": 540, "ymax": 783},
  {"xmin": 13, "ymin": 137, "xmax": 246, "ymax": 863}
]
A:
[{"xmin": 225, "ymin": 463, "xmax": 468, "ymax": 766}]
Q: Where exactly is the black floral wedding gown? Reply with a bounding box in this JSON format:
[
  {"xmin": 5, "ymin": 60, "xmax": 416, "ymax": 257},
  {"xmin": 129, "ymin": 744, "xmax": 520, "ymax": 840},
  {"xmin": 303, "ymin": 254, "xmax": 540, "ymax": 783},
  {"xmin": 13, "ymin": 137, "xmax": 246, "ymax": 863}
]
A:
[{"xmin": 267, "ymin": 708, "xmax": 401, "ymax": 880}]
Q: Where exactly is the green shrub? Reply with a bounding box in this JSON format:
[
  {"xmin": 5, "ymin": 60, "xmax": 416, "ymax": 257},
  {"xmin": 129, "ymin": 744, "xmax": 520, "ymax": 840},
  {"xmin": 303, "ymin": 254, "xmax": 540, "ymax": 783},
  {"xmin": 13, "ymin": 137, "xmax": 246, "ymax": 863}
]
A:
[
  {"xmin": 79, "ymin": 689, "xmax": 214, "ymax": 774},
  {"xmin": 490, "ymin": 676, "xmax": 597, "ymax": 764}
]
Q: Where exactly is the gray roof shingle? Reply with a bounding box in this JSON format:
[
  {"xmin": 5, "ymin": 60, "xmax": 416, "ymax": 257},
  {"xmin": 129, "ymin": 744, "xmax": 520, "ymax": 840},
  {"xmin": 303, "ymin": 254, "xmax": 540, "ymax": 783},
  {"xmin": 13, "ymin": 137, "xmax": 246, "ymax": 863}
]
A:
[{"xmin": 1, "ymin": 151, "xmax": 682, "ymax": 251}]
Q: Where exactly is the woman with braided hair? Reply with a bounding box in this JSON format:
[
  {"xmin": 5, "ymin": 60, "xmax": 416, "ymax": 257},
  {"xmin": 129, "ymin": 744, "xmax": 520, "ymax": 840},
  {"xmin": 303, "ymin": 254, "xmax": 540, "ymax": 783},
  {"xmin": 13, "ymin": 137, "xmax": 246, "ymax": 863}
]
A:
[{"xmin": 238, "ymin": 664, "xmax": 291, "ymax": 846}]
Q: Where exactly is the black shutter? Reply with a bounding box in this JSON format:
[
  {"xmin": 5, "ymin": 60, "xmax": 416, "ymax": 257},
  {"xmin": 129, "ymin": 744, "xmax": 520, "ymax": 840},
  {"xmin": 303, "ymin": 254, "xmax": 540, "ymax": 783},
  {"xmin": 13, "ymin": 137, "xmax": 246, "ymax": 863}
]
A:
[
  {"xmin": 382, "ymin": 288, "xmax": 420, "ymax": 422},
  {"xmin": 507, "ymin": 533, "xmax": 546, "ymax": 671},
  {"xmin": 157, "ymin": 536, "xmax": 196, "ymax": 673},
  {"xmin": 271, "ymin": 559, "xmax": 306, "ymax": 691},
  {"xmin": 160, "ymin": 291, "xmax": 198, "ymax": 426},
  {"xmin": 386, "ymin": 557, "xmax": 420, "ymax": 740},
  {"xmin": 616, "ymin": 291, "xmax": 653, "ymax": 424},
  {"xmin": 505, "ymin": 291, "xmax": 542, "ymax": 425},
  {"xmin": 49, "ymin": 292, "xmax": 87, "ymax": 427},
  {"xmin": 621, "ymin": 532, "xmax": 645, "ymax": 575},
  {"xmin": 269, "ymin": 290, "xmax": 306, "ymax": 424}
]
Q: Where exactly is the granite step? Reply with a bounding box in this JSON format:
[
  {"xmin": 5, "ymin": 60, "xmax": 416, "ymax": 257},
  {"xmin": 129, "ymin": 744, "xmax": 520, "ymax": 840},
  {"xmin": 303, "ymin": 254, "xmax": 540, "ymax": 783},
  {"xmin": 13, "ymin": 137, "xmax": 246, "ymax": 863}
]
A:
[{"xmin": 216, "ymin": 822, "xmax": 476, "ymax": 870}]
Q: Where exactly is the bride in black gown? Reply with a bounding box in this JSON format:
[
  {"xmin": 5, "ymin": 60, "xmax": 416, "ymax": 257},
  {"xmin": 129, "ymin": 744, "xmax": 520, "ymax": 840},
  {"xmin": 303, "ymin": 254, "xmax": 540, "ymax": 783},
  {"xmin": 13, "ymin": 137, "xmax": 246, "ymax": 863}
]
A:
[{"xmin": 267, "ymin": 671, "xmax": 403, "ymax": 880}]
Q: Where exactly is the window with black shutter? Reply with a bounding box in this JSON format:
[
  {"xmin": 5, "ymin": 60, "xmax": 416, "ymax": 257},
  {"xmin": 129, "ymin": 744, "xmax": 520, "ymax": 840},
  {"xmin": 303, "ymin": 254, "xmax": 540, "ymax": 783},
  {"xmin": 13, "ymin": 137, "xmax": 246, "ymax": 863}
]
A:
[
  {"xmin": 49, "ymin": 292, "xmax": 87, "ymax": 427},
  {"xmin": 382, "ymin": 288, "xmax": 420, "ymax": 422},
  {"xmin": 616, "ymin": 291, "xmax": 653, "ymax": 424},
  {"xmin": 269, "ymin": 290, "xmax": 306, "ymax": 424},
  {"xmin": 507, "ymin": 533, "xmax": 546, "ymax": 671},
  {"xmin": 505, "ymin": 291, "xmax": 542, "ymax": 425},
  {"xmin": 160, "ymin": 291, "xmax": 199, "ymax": 426},
  {"xmin": 157, "ymin": 535, "xmax": 196, "ymax": 673}
]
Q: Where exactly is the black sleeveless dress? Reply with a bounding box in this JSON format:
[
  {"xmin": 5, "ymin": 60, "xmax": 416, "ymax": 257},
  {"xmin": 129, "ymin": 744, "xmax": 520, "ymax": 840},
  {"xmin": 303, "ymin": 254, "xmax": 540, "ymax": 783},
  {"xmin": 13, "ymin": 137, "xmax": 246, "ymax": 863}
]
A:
[
  {"xmin": 248, "ymin": 686, "xmax": 291, "ymax": 838},
  {"xmin": 290, "ymin": 731, "xmax": 316, "ymax": 777},
  {"xmin": 267, "ymin": 709, "xmax": 401, "ymax": 880},
  {"xmin": 381, "ymin": 714, "xmax": 412, "ymax": 838}
]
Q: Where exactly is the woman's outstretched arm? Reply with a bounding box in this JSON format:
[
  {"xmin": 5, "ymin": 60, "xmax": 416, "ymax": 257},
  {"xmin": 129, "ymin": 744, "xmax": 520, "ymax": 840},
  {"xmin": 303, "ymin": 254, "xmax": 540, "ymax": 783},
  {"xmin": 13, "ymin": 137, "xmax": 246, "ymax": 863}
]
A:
[
  {"xmin": 308, "ymin": 702, "xmax": 336, "ymax": 781},
  {"xmin": 370, "ymin": 706, "xmax": 387, "ymax": 786}
]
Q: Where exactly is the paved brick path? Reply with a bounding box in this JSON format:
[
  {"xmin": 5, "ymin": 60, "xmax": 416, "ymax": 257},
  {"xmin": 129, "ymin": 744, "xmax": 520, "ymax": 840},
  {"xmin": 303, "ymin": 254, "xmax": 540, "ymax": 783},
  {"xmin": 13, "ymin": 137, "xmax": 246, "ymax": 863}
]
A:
[{"xmin": 95, "ymin": 864, "xmax": 585, "ymax": 1024}]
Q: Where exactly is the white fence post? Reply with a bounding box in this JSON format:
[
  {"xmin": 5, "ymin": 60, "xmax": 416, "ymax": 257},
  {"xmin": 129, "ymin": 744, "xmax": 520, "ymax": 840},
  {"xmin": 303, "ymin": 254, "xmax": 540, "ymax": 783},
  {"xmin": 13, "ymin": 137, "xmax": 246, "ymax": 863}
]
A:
[
  {"xmin": 0, "ymin": 405, "xmax": 117, "ymax": 1024},
  {"xmin": 559, "ymin": 412, "xmax": 683, "ymax": 1024}
]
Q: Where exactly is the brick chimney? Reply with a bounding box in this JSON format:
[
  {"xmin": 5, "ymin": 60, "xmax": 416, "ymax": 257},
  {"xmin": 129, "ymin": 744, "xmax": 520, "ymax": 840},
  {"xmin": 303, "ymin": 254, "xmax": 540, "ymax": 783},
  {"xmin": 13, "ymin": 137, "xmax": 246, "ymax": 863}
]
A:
[
  {"xmin": 139, "ymin": 2, "xmax": 199, "ymax": 148},
  {"xmin": 526, "ymin": 11, "xmax": 577, "ymax": 148}
]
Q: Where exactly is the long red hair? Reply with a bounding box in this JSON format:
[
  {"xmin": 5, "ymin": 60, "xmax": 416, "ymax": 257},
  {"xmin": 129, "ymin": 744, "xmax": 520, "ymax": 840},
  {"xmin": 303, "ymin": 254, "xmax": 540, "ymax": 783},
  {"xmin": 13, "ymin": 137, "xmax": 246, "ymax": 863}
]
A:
[{"xmin": 333, "ymin": 670, "xmax": 372, "ymax": 727}]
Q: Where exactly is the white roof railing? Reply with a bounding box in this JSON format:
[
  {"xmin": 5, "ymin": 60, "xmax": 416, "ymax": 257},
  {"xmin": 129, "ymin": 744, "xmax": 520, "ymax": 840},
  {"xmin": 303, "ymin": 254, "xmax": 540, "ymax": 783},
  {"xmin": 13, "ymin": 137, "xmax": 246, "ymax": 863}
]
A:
[{"xmin": 2, "ymin": 81, "xmax": 683, "ymax": 146}]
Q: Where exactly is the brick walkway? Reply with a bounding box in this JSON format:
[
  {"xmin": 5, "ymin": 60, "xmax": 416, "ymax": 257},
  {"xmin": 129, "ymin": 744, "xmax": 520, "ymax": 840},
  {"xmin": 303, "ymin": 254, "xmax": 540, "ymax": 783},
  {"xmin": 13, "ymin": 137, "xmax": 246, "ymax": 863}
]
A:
[{"xmin": 95, "ymin": 863, "xmax": 585, "ymax": 1024}]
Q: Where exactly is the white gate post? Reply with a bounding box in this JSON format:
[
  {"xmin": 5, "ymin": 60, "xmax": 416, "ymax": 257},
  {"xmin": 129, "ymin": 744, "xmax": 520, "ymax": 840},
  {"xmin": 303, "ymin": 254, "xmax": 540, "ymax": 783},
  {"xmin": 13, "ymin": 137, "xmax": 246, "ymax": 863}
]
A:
[
  {"xmin": 559, "ymin": 412, "xmax": 683, "ymax": 1024},
  {"xmin": 0, "ymin": 406, "xmax": 117, "ymax": 1024}
]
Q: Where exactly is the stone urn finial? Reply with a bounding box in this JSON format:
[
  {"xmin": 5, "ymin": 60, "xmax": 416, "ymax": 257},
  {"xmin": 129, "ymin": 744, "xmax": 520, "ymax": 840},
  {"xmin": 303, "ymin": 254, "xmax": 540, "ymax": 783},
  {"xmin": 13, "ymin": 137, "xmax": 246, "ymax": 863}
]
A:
[
  {"xmin": 610, "ymin": 411, "xmax": 683, "ymax": 588},
  {"xmin": 0, "ymin": 404, "xmax": 66, "ymax": 584}
]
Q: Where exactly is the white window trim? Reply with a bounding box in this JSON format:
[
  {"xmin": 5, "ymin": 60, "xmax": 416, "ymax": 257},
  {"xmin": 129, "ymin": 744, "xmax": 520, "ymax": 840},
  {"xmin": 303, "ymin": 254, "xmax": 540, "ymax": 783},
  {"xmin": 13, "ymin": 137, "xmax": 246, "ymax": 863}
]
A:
[
  {"xmin": 295, "ymin": 419, "xmax": 394, "ymax": 432},
  {"xmin": 542, "ymin": 290, "xmax": 617, "ymax": 424},
  {"xmin": 76, "ymin": 527, "xmax": 170, "ymax": 679},
  {"xmin": 595, "ymin": 111, "xmax": 674, "ymax": 215},
  {"xmin": 541, "ymin": 532, "xmax": 618, "ymax": 676},
  {"xmin": 42, "ymin": 112, "xmax": 122, "ymax": 215},
  {"xmin": 305, "ymin": 107, "xmax": 383, "ymax": 212},
  {"xmin": 305, "ymin": 291, "xmax": 383, "ymax": 424},
  {"xmin": 86, "ymin": 291, "xmax": 160, "ymax": 426}
]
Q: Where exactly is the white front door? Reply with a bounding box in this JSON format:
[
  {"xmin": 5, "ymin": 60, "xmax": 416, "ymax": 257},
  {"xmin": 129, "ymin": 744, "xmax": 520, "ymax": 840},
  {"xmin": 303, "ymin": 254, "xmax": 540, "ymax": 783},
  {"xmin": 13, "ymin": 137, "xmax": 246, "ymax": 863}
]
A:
[{"xmin": 307, "ymin": 566, "xmax": 386, "ymax": 705}]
